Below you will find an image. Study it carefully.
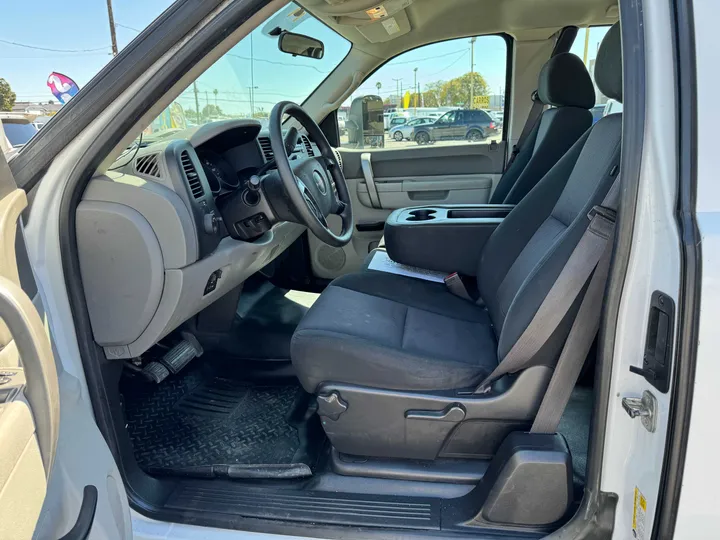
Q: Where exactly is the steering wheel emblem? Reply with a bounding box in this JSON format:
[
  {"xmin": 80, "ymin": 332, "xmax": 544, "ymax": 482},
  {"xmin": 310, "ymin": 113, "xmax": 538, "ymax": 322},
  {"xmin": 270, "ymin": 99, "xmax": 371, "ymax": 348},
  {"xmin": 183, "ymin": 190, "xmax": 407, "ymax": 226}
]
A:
[{"xmin": 312, "ymin": 170, "xmax": 327, "ymax": 195}]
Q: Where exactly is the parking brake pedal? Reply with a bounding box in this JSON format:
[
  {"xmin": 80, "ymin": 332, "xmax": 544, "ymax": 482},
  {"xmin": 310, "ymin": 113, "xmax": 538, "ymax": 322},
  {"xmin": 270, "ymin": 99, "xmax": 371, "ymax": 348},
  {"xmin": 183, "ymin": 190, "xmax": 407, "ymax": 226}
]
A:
[{"xmin": 142, "ymin": 333, "xmax": 203, "ymax": 383}]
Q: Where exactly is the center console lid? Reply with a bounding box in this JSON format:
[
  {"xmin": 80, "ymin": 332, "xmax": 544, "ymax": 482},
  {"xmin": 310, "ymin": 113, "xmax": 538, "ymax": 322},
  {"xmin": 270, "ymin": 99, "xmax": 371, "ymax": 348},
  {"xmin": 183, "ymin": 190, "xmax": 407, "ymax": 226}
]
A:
[{"xmin": 384, "ymin": 204, "xmax": 514, "ymax": 275}]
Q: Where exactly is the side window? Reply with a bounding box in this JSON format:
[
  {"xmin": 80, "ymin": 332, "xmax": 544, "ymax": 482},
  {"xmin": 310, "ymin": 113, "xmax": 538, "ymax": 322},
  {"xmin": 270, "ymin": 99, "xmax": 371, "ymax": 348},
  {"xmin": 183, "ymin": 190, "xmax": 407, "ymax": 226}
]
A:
[
  {"xmin": 341, "ymin": 34, "xmax": 508, "ymax": 149},
  {"xmin": 569, "ymin": 26, "xmax": 619, "ymax": 122}
]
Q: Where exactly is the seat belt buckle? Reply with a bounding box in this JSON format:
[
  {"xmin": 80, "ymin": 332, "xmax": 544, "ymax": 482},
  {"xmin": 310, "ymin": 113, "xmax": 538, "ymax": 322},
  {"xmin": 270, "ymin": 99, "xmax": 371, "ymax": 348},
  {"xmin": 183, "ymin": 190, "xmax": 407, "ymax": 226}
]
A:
[
  {"xmin": 444, "ymin": 273, "xmax": 474, "ymax": 302},
  {"xmin": 587, "ymin": 205, "xmax": 617, "ymax": 223}
]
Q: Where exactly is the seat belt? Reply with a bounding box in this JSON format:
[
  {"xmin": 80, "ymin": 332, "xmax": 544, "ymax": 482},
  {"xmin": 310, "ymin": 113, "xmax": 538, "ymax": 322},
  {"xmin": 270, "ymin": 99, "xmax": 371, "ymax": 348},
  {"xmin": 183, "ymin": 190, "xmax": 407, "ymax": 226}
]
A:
[
  {"xmin": 503, "ymin": 26, "xmax": 578, "ymax": 174},
  {"xmin": 531, "ymin": 242, "xmax": 612, "ymax": 433},
  {"xmin": 475, "ymin": 173, "xmax": 621, "ymax": 395},
  {"xmin": 504, "ymin": 91, "xmax": 544, "ymax": 173}
]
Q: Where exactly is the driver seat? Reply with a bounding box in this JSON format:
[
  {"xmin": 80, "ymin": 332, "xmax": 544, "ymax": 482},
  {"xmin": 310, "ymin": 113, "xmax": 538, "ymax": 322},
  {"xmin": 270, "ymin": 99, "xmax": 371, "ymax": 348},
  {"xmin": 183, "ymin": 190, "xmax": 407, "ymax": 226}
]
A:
[{"xmin": 291, "ymin": 24, "xmax": 622, "ymax": 460}]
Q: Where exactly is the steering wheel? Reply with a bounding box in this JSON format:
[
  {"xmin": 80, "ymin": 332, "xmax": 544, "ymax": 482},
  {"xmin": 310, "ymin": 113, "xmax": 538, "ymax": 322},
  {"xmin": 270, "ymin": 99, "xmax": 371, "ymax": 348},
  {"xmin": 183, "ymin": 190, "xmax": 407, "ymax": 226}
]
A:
[{"xmin": 269, "ymin": 101, "xmax": 353, "ymax": 247}]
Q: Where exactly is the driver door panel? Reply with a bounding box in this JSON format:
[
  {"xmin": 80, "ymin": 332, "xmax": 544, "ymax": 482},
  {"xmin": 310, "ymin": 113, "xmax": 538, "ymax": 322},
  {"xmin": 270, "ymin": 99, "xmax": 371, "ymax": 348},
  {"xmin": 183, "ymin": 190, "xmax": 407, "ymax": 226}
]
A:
[{"xmin": 0, "ymin": 154, "xmax": 62, "ymax": 539}]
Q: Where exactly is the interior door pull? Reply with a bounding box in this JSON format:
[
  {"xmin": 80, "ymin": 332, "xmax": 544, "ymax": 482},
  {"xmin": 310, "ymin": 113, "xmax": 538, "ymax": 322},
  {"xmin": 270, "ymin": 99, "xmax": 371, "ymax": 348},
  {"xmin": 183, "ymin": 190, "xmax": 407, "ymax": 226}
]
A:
[
  {"xmin": 360, "ymin": 153, "xmax": 381, "ymax": 209},
  {"xmin": 58, "ymin": 485, "xmax": 98, "ymax": 540}
]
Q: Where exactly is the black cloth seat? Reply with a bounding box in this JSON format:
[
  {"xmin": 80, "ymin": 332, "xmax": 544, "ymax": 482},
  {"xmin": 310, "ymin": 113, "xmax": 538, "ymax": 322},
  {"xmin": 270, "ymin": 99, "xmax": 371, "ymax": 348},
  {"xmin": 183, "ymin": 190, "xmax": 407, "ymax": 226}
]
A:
[
  {"xmin": 291, "ymin": 23, "xmax": 623, "ymax": 396},
  {"xmin": 489, "ymin": 52, "xmax": 595, "ymax": 204},
  {"xmin": 292, "ymin": 272, "xmax": 498, "ymax": 392}
]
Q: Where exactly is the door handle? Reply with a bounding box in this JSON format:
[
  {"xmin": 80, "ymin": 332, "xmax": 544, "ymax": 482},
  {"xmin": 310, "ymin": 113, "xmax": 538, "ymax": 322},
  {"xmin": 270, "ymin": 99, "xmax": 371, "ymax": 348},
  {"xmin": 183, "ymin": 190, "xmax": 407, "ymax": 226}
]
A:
[
  {"xmin": 58, "ymin": 485, "xmax": 98, "ymax": 540},
  {"xmin": 360, "ymin": 153, "xmax": 381, "ymax": 208}
]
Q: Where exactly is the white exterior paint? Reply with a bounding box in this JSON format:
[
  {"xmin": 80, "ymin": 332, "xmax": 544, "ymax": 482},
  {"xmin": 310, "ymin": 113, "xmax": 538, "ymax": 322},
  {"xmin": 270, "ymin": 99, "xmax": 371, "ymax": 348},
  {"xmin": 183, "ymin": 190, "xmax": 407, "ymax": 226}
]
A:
[
  {"xmin": 599, "ymin": 1, "xmax": 681, "ymax": 538},
  {"xmin": 673, "ymin": 0, "xmax": 720, "ymax": 537}
]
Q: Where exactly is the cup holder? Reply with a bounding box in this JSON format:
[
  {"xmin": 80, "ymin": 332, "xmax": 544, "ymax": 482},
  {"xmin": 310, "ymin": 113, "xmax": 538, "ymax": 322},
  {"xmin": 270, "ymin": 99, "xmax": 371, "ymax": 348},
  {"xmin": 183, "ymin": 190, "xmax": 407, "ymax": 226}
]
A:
[{"xmin": 406, "ymin": 209, "xmax": 437, "ymax": 222}]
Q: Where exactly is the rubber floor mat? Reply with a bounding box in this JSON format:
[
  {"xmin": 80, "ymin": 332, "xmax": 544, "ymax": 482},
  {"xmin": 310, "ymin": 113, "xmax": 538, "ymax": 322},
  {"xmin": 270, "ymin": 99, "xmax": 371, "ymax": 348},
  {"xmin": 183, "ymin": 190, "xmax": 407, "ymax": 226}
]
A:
[{"xmin": 121, "ymin": 366, "xmax": 318, "ymax": 474}]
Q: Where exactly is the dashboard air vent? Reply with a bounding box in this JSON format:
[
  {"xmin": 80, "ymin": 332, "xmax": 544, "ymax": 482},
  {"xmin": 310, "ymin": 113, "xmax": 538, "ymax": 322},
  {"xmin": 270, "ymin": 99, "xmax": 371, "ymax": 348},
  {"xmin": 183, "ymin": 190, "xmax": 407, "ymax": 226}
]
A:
[
  {"xmin": 134, "ymin": 153, "xmax": 160, "ymax": 178},
  {"xmin": 301, "ymin": 135, "xmax": 314, "ymax": 156},
  {"xmin": 258, "ymin": 137, "xmax": 274, "ymax": 161},
  {"xmin": 180, "ymin": 151, "xmax": 204, "ymax": 199}
]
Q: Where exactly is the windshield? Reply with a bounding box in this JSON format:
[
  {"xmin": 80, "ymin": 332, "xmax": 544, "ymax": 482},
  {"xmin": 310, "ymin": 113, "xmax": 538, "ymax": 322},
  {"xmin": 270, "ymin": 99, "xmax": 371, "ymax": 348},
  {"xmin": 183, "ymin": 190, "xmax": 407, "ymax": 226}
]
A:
[
  {"xmin": 145, "ymin": 3, "xmax": 351, "ymax": 138},
  {"xmin": 2, "ymin": 121, "xmax": 37, "ymax": 147}
]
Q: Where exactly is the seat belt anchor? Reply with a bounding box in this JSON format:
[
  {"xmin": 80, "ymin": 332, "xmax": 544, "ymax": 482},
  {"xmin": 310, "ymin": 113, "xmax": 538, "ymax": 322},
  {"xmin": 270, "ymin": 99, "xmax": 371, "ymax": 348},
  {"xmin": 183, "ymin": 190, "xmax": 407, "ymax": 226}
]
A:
[
  {"xmin": 587, "ymin": 205, "xmax": 617, "ymax": 223},
  {"xmin": 444, "ymin": 272, "xmax": 474, "ymax": 302}
]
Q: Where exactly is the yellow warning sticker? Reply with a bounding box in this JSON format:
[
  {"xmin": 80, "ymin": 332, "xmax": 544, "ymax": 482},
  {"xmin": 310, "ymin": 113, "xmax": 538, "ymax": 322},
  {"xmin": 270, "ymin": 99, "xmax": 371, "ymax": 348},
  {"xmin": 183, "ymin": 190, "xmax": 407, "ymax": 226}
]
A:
[{"xmin": 632, "ymin": 487, "xmax": 647, "ymax": 539}]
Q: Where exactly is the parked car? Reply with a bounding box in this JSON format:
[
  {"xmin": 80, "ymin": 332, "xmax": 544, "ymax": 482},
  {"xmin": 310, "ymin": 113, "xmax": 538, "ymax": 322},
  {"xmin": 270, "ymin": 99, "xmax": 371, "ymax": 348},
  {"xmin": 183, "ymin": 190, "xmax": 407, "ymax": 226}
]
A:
[
  {"xmin": 413, "ymin": 109, "xmax": 498, "ymax": 144},
  {"xmin": 383, "ymin": 110, "xmax": 409, "ymax": 130},
  {"xmin": 389, "ymin": 116, "xmax": 437, "ymax": 141},
  {"xmin": 0, "ymin": 114, "xmax": 38, "ymax": 150}
]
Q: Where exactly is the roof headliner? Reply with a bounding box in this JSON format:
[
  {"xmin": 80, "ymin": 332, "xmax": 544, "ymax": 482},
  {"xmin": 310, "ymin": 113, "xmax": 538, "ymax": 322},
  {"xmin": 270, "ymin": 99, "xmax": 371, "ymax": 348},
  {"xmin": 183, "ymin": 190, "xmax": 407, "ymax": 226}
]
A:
[{"xmin": 301, "ymin": 0, "xmax": 618, "ymax": 60}]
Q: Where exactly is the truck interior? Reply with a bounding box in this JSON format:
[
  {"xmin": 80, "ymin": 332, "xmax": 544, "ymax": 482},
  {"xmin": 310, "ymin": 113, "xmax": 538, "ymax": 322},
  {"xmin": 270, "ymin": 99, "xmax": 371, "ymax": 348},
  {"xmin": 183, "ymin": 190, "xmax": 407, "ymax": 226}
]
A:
[{"xmin": 64, "ymin": 0, "xmax": 634, "ymax": 537}]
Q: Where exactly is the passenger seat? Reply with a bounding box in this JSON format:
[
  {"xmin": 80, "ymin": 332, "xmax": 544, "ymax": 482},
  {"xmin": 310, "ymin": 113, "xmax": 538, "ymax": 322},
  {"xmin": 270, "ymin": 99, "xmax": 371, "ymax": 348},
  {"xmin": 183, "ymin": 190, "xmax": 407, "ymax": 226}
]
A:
[{"xmin": 490, "ymin": 52, "xmax": 596, "ymax": 204}]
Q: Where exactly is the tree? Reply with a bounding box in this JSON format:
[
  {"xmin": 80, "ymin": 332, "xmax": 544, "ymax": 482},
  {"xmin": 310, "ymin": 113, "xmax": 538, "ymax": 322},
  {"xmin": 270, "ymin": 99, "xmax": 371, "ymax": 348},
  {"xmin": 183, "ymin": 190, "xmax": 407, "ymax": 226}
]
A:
[
  {"xmin": 421, "ymin": 72, "xmax": 490, "ymax": 108},
  {"xmin": 0, "ymin": 78, "xmax": 16, "ymax": 112},
  {"xmin": 202, "ymin": 104, "xmax": 223, "ymax": 118},
  {"xmin": 184, "ymin": 109, "xmax": 199, "ymax": 123},
  {"xmin": 252, "ymin": 107, "xmax": 269, "ymax": 119}
]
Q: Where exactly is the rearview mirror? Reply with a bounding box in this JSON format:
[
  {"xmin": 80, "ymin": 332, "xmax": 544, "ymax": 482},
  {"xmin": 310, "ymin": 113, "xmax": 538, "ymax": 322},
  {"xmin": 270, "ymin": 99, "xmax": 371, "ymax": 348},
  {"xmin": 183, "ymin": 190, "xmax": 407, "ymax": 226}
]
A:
[{"xmin": 278, "ymin": 31, "xmax": 324, "ymax": 59}]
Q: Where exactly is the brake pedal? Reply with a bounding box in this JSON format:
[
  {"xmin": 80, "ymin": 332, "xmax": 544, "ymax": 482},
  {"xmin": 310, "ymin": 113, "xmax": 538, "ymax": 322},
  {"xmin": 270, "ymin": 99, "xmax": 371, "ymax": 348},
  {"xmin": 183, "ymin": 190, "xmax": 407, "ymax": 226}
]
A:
[{"xmin": 142, "ymin": 333, "xmax": 203, "ymax": 383}]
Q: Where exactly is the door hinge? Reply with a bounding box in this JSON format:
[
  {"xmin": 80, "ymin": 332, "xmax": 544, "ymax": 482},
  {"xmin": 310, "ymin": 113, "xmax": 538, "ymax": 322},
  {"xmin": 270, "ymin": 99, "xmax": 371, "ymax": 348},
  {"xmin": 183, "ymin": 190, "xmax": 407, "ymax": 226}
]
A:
[{"xmin": 621, "ymin": 390, "xmax": 658, "ymax": 433}]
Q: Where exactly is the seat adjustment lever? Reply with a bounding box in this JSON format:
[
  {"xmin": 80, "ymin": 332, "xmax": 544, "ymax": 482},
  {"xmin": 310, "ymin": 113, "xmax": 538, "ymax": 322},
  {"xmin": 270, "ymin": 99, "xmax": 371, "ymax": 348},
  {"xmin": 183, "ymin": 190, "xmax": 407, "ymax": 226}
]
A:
[{"xmin": 406, "ymin": 404, "xmax": 466, "ymax": 422}]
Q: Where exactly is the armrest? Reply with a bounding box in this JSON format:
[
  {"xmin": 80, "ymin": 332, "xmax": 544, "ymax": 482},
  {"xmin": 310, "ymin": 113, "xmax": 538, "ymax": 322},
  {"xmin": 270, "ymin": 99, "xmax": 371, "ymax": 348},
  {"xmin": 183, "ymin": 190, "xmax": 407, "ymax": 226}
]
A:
[{"xmin": 384, "ymin": 205, "xmax": 514, "ymax": 275}]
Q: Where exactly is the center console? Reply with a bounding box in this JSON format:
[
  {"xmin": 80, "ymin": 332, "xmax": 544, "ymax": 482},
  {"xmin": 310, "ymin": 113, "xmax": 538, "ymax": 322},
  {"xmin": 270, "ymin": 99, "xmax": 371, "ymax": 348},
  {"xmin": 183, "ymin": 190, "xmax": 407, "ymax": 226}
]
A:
[{"xmin": 383, "ymin": 204, "xmax": 514, "ymax": 276}]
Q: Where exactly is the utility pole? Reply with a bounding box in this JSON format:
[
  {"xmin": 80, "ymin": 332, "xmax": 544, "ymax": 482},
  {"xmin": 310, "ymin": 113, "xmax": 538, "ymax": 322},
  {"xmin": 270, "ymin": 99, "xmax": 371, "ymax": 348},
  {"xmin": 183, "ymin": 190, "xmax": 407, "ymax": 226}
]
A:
[
  {"xmin": 106, "ymin": 0, "xmax": 119, "ymax": 56},
  {"xmin": 250, "ymin": 33, "xmax": 255, "ymax": 118},
  {"xmin": 392, "ymin": 78, "xmax": 402, "ymax": 108},
  {"xmin": 413, "ymin": 67, "xmax": 418, "ymax": 115},
  {"xmin": 582, "ymin": 27, "xmax": 591, "ymax": 64},
  {"xmin": 193, "ymin": 82, "xmax": 200, "ymax": 124},
  {"xmin": 469, "ymin": 37, "xmax": 476, "ymax": 108},
  {"xmin": 205, "ymin": 91, "xmax": 210, "ymax": 119}
]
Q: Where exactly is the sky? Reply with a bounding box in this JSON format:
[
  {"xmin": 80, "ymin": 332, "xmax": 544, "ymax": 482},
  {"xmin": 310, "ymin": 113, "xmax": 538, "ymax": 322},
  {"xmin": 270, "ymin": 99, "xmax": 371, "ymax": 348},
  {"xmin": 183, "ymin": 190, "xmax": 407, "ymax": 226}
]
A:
[{"xmin": 1, "ymin": 1, "xmax": 610, "ymax": 115}]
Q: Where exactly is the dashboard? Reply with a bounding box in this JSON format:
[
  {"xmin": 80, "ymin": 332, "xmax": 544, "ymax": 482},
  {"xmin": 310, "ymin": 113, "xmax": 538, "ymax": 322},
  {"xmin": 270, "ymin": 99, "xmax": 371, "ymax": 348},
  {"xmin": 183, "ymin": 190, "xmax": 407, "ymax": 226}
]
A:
[{"xmin": 75, "ymin": 119, "xmax": 321, "ymax": 360}]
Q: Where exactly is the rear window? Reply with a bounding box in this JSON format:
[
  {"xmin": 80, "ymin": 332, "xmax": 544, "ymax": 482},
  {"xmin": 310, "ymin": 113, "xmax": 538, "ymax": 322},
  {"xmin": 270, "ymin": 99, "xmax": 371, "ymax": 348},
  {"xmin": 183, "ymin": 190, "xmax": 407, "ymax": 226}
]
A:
[{"xmin": 471, "ymin": 110, "xmax": 492, "ymax": 122}]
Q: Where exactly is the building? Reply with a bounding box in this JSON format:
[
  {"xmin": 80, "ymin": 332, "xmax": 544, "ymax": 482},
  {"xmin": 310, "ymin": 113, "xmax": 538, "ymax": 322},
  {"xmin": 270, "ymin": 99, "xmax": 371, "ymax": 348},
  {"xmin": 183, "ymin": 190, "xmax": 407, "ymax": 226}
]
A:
[{"xmin": 11, "ymin": 101, "xmax": 63, "ymax": 116}]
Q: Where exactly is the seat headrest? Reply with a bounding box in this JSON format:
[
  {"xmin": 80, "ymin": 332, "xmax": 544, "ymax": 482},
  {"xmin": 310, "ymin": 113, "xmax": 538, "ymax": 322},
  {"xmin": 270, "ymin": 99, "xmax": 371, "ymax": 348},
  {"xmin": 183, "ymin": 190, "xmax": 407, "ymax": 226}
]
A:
[
  {"xmin": 537, "ymin": 53, "xmax": 595, "ymax": 109},
  {"xmin": 594, "ymin": 22, "xmax": 622, "ymax": 103}
]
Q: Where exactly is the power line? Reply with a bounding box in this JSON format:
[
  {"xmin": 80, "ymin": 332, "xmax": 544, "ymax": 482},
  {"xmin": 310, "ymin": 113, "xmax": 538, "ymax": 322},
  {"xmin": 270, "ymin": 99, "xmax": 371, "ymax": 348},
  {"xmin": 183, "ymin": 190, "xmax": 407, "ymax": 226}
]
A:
[
  {"xmin": 426, "ymin": 50, "xmax": 469, "ymax": 77},
  {"xmin": 113, "ymin": 23, "xmax": 329, "ymax": 74},
  {"xmin": 0, "ymin": 53, "xmax": 110, "ymax": 59},
  {"xmin": 226, "ymin": 53, "xmax": 329, "ymax": 74},
  {"xmin": 0, "ymin": 38, "xmax": 109, "ymax": 53},
  {"xmin": 115, "ymin": 22, "xmax": 143, "ymax": 33},
  {"xmin": 390, "ymin": 48, "xmax": 466, "ymax": 65}
]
